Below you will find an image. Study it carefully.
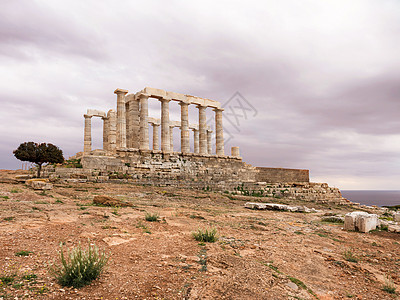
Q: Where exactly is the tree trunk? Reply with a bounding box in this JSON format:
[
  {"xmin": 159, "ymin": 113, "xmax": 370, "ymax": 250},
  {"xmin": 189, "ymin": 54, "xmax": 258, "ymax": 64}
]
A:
[{"xmin": 37, "ymin": 163, "xmax": 42, "ymax": 178}]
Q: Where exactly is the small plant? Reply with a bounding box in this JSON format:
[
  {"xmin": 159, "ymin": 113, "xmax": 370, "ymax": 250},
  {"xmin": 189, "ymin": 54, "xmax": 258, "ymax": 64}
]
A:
[
  {"xmin": 15, "ymin": 250, "xmax": 33, "ymax": 257},
  {"xmin": 192, "ymin": 228, "xmax": 218, "ymax": 243},
  {"xmin": 0, "ymin": 195, "xmax": 9, "ymax": 199},
  {"xmin": 343, "ymin": 249, "xmax": 358, "ymax": 263},
  {"xmin": 382, "ymin": 277, "xmax": 396, "ymax": 294},
  {"xmin": 55, "ymin": 199, "xmax": 64, "ymax": 204},
  {"xmin": 0, "ymin": 275, "xmax": 15, "ymax": 285},
  {"xmin": 49, "ymin": 242, "xmax": 109, "ymax": 288},
  {"xmin": 145, "ymin": 212, "xmax": 159, "ymax": 222},
  {"xmin": 4, "ymin": 216, "xmax": 14, "ymax": 221},
  {"xmin": 10, "ymin": 189, "xmax": 20, "ymax": 193},
  {"xmin": 22, "ymin": 274, "xmax": 37, "ymax": 281}
]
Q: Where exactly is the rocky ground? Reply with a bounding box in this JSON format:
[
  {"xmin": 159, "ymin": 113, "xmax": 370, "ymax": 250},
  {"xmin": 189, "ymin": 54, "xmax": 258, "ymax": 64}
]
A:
[{"xmin": 0, "ymin": 170, "xmax": 399, "ymax": 300}]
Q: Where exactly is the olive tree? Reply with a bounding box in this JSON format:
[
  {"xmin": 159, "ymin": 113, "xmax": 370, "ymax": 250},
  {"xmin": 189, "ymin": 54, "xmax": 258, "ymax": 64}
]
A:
[{"xmin": 13, "ymin": 142, "xmax": 64, "ymax": 177}]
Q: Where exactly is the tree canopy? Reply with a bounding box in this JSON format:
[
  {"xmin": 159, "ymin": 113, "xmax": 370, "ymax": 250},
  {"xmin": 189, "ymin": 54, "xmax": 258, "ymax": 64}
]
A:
[{"xmin": 13, "ymin": 142, "xmax": 64, "ymax": 177}]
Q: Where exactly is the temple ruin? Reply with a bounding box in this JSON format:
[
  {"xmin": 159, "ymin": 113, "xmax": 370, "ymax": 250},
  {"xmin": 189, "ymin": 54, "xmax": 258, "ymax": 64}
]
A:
[{"xmin": 45, "ymin": 87, "xmax": 348, "ymax": 205}]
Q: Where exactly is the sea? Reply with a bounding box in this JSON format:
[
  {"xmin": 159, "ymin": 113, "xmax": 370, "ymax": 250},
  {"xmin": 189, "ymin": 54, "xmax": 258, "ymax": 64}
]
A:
[{"xmin": 341, "ymin": 190, "xmax": 400, "ymax": 207}]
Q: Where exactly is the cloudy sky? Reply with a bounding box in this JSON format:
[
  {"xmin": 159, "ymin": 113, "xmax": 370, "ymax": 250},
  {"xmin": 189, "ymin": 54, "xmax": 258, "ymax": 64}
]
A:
[{"xmin": 1, "ymin": 0, "xmax": 400, "ymax": 189}]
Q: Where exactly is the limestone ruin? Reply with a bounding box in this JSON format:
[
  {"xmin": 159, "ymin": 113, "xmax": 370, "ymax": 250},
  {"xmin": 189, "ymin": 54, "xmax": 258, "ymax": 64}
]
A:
[{"xmin": 45, "ymin": 87, "xmax": 349, "ymax": 204}]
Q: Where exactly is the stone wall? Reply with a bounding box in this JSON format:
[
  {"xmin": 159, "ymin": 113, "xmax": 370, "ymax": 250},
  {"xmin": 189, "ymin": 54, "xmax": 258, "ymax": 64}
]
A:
[{"xmin": 255, "ymin": 167, "xmax": 309, "ymax": 183}]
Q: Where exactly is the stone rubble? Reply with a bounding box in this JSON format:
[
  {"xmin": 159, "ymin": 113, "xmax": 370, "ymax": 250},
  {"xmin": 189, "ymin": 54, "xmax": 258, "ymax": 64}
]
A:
[
  {"xmin": 344, "ymin": 211, "xmax": 379, "ymax": 233},
  {"xmin": 244, "ymin": 202, "xmax": 317, "ymax": 213}
]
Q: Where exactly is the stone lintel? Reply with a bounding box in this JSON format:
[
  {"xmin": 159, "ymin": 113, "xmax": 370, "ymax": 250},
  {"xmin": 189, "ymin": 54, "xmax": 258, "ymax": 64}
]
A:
[
  {"xmin": 87, "ymin": 109, "xmax": 106, "ymax": 118},
  {"xmin": 114, "ymin": 88, "xmax": 129, "ymax": 94}
]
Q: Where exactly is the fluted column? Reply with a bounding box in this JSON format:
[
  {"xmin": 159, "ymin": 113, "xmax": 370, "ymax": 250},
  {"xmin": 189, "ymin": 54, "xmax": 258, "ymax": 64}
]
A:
[
  {"xmin": 152, "ymin": 123, "xmax": 160, "ymax": 150},
  {"xmin": 207, "ymin": 130, "xmax": 212, "ymax": 154},
  {"xmin": 129, "ymin": 98, "xmax": 140, "ymax": 149},
  {"xmin": 193, "ymin": 129, "xmax": 199, "ymax": 153},
  {"xmin": 198, "ymin": 105, "xmax": 207, "ymax": 154},
  {"xmin": 114, "ymin": 89, "xmax": 128, "ymax": 148},
  {"xmin": 84, "ymin": 114, "xmax": 92, "ymax": 153},
  {"xmin": 139, "ymin": 93, "xmax": 150, "ymax": 150},
  {"xmin": 179, "ymin": 102, "xmax": 190, "ymax": 153},
  {"xmin": 102, "ymin": 117, "xmax": 109, "ymax": 151},
  {"xmin": 169, "ymin": 126, "xmax": 174, "ymax": 152},
  {"xmin": 107, "ymin": 110, "xmax": 117, "ymax": 152},
  {"xmin": 214, "ymin": 108, "xmax": 224, "ymax": 155},
  {"xmin": 160, "ymin": 98, "xmax": 171, "ymax": 152}
]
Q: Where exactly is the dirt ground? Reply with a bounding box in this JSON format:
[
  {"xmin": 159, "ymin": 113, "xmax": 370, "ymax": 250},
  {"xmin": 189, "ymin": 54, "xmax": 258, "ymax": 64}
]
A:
[{"xmin": 0, "ymin": 170, "xmax": 399, "ymax": 300}]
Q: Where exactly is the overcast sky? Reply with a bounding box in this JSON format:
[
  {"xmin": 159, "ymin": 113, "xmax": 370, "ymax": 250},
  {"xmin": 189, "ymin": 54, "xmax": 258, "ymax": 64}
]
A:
[{"xmin": 1, "ymin": 0, "xmax": 400, "ymax": 189}]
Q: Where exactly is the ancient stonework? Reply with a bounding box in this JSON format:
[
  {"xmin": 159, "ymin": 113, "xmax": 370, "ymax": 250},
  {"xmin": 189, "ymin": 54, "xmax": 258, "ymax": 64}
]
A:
[{"xmin": 46, "ymin": 87, "xmax": 348, "ymax": 204}]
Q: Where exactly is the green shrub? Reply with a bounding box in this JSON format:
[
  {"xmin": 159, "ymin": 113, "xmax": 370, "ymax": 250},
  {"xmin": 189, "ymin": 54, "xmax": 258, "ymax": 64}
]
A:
[
  {"xmin": 15, "ymin": 250, "xmax": 33, "ymax": 257},
  {"xmin": 145, "ymin": 212, "xmax": 159, "ymax": 222},
  {"xmin": 192, "ymin": 228, "xmax": 218, "ymax": 243},
  {"xmin": 49, "ymin": 243, "xmax": 108, "ymax": 288}
]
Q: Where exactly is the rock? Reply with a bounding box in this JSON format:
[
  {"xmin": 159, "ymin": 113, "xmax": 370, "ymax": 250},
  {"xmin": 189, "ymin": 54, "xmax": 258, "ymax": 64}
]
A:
[
  {"xmin": 244, "ymin": 202, "xmax": 313, "ymax": 213},
  {"xmin": 388, "ymin": 225, "xmax": 400, "ymax": 233},
  {"xmin": 15, "ymin": 174, "xmax": 33, "ymax": 180},
  {"xmin": 394, "ymin": 213, "xmax": 400, "ymax": 222},
  {"xmin": 344, "ymin": 211, "xmax": 379, "ymax": 233},
  {"xmin": 102, "ymin": 236, "xmax": 135, "ymax": 246},
  {"xmin": 93, "ymin": 195, "xmax": 133, "ymax": 207},
  {"xmin": 286, "ymin": 281, "xmax": 298, "ymax": 290},
  {"xmin": 30, "ymin": 180, "xmax": 53, "ymax": 190}
]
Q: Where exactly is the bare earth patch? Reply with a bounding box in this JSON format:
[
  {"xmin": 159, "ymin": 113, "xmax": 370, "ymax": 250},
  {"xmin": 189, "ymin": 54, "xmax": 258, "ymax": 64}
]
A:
[{"xmin": 0, "ymin": 170, "xmax": 399, "ymax": 299}]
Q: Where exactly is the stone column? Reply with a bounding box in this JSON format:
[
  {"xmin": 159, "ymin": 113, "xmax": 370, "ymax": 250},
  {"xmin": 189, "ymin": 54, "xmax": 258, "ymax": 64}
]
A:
[
  {"xmin": 129, "ymin": 98, "xmax": 140, "ymax": 149},
  {"xmin": 114, "ymin": 88, "xmax": 128, "ymax": 149},
  {"xmin": 125, "ymin": 102, "xmax": 131, "ymax": 148},
  {"xmin": 152, "ymin": 123, "xmax": 160, "ymax": 150},
  {"xmin": 207, "ymin": 130, "xmax": 212, "ymax": 154},
  {"xmin": 102, "ymin": 117, "xmax": 109, "ymax": 151},
  {"xmin": 160, "ymin": 98, "xmax": 171, "ymax": 152},
  {"xmin": 197, "ymin": 105, "xmax": 207, "ymax": 154},
  {"xmin": 193, "ymin": 129, "xmax": 199, "ymax": 153},
  {"xmin": 179, "ymin": 102, "xmax": 190, "ymax": 154},
  {"xmin": 139, "ymin": 93, "xmax": 150, "ymax": 150},
  {"xmin": 214, "ymin": 108, "xmax": 224, "ymax": 155},
  {"xmin": 169, "ymin": 125, "xmax": 174, "ymax": 152},
  {"xmin": 84, "ymin": 114, "xmax": 92, "ymax": 153},
  {"xmin": 231, "ymin": 146, "xmax": 240, "ymax": 157},
  {"xmin": 108, "ymin": 109, "xmax": 117, "ymax": 152}
]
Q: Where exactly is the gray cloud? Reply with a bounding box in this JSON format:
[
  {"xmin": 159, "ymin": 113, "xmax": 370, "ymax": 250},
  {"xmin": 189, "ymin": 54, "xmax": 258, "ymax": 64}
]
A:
[{"xmin": 1, "ymin": 0, "xmax": 400, "ymax": 189}]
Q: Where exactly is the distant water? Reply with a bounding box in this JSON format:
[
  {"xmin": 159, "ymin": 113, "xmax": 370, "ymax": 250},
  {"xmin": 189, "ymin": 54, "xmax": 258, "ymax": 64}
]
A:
[{"xmin": 341, "ymin": 190, "xmax": 400, "ymax": 207}]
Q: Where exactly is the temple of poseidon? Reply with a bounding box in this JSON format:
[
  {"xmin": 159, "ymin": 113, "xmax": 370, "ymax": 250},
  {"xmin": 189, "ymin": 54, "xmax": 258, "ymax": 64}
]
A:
[{"xmin": 45, "ymin": 87, "xmax": 349, "ymax": 204}]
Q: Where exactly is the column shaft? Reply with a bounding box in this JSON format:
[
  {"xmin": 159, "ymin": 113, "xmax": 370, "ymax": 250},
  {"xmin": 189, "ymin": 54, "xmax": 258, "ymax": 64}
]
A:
[
  {"xmin": 179, "ymin": 102, "xmax": 190, "ymax": 153},
  {"xmin": 108, "ymin": 110, "xmax": 117, "ymax": 152},
  {"xmin": 114, "ymin": 89, "xmax": 128, "ymax": 148},
  {"xmin": 129, "ymin": 99, "xmax": 140, "ymax": 148},
  {"xmin": 152, "ymin": 124, "xmax": 160, "ymax": 150},
  {"xmin": 207, "ymin": 130, "xmax": 212, "ymax": 154},
  {"xmin": 139, "ymin": 94, "xmax": 150, "ymax": 150},
  {"xmin": 84, "ymin": 115, "xmax": 92, "ymax": 153},
  {"xmin": 125, "ymin": 102, "xmax": 131, "ymax": 147},
  {"xmin": 193, "ymin": 129, "xmax": 199, "ymax": 153},
  {"xmin": 169, "ymin": 126, "xmax": 174, "ymax": 152},
  {"xmin": 102, "ymin": 117, "xmax": 109, "ymax": 151},
  {"xmin": 198, "ymin": 105, "xmax": 207, "ymax": 154},
  {"xmin": 215, "ymin": 108, "xmax": 224, "ymax": 155},
  {"xmin": 160, "ymin": 98, "xmax": 171, "ymax": 152}
]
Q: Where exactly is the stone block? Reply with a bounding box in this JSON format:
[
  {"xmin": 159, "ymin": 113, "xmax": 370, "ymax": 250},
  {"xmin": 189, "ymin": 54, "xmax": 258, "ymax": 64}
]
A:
[
  {"xmin": 388, "ymin": 225, "xmax": 400, "ymax": 233},
  {"xmin": 31, "ymin": 181, "xmax": 53, "ymax": 190},
  {"xmin": 344, "ymin": 211, "xmax": 378, "ymax": 233}
]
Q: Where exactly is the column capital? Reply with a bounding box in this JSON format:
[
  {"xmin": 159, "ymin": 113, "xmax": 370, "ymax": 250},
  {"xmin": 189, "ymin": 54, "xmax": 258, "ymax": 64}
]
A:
[
  {"xmin": 138, "ymin": 93, "xmax": 150, "ymax": 99},
  {"xmin": 178, "ymin": 101, "xmax": 189, "ymax": 106},
  {"xmin": 114, "ymin": 88, "xmax": 129, "ymax": 95},
  {"xmin": 196, "ymin": 104, "xmax": 207, "ymax": 110},
  {"xmin": 84, "ymin": 114, "xmax": 92, "ymax": 119},
  {"xmin": 159, "ymin": 97, "xmax": 172, "ymax": 103},
  {"xmin": 213, "ymin": 107, "xmax": 224, "ymax": 112}
]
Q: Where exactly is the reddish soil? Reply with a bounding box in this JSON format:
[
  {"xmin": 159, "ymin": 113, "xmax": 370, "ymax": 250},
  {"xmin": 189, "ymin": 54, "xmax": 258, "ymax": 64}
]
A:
[{"xmin": 0, "ymin": 170, "xmax": 399, "ymax": 299}]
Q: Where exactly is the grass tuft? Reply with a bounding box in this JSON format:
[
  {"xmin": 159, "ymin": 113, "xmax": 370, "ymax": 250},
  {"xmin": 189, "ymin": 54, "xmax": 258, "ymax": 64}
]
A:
[
  {"xmin": 343, "ymin": 249, "xmax": 358, "ymax": 263},
  {"xmin": 192, "ymin": 228, "xmax": 218, "ymax": 243},
  {"xmin": 49, "ymin": 242, "xmax": 108, "ymax": 288},
  {"xmin": 15, "ymin": 250, "xmax": 33, "ymax": 257},
  {"xmin": 382, "ymin": 277, "xmax": 397, "ymax": 294},
  {"xmin": 145, "ymin": 212, "xmax": 159, "ymax": 222}
]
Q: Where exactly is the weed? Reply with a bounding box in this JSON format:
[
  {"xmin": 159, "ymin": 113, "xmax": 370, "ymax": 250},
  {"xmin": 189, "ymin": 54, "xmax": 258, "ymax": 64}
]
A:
[
  {"xmin": 0, "ymin": 195, "xmax": 9, "ymax": 200},
  {"xmin": 12, "ymin": 283, "xmax": 24, "ymax": 289},
  {"xmin": 287, "ymin": 276, "xmax": 317, "ymax": 298},
  {"xmin": 380, "ymin": 224, "xmax": 389, "ymax": 231},
  {"xmin": 294, "ymin": 231, "xmax": 304, "ymax": 235},
  {"xmin": 3, "ymin": 217, "xmax": 14, "ymax": 221},
  {"xmin": 111, "ymin": 207, "xmax": 120, "ymax": 216},
  {"xmin": 10, "ymin": 189, "xmax": 20, "ymax": 193},
  {"xmin": 322, "ymin": 217, "xmax": 344, "ymax": 224},
  {"xmin": 382, "ymin": 277, "xmax": 396, "ymax": 294},
  {"xmin": 22, "ymin": 274, "xmax": 37, "ymax": 281},
  {"xmin": 15, "ymin": 250, "xmax": 33, "ymax": 257},
  {"xmin": 343, "ymin": 249, "xmax": 358, "ymax": 263},
  {"xmin": 0, "ymin": 275, "xmax": 15, "ymax": 285},
  {"xmin": 197, "ymin": 248, "xmax": 207, "ymax": 272},
  {"xmin": 145, "ymin": 212, "xmax": 159, "ymax": 222},
  {"xmin": 192, "ymin": 228, "xmax": 218, "ymax": 243},
  {"xmin": 189, "ymin": 214, "xmax": 205, "ymax": 220},
  {"xmin": 49, "ymin": 242, "xmax": 109, "ymax": 288}
]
